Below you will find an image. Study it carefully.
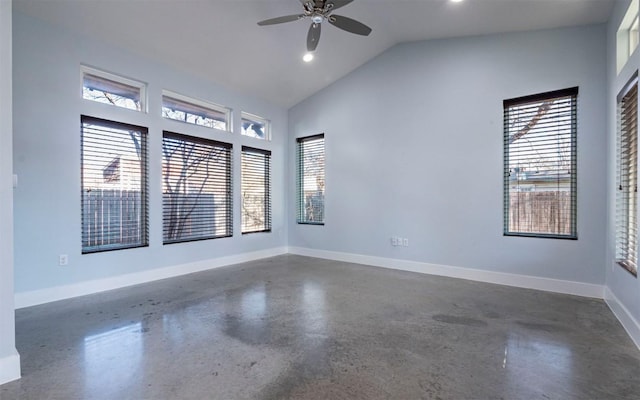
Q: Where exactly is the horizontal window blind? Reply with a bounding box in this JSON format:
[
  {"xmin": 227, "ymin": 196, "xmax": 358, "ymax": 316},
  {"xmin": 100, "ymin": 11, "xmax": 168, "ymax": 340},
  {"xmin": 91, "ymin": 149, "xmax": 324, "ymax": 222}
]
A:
[
  {"xmin": 82, "ymin": 69, "xmax": 144, "ymax": 112},
  {"xmin": 241, "ymin": 146, "xmax": 272, "ymax": 234},
  {"xmin": 162, "ymin": 131, "xmax": 232, "ymax": 244},
  {"xmin": 616, "ymin": 75, "xmax": 638, "ymax": 277},
  {"xmin": 81, "ymin": 116, "xmax": 148, "ymax": 253},
  {"xmin": 297, "ymin": 134, "xmax": 325, "ymax": 224},
  {"xmin": 503, "ymin": 87, "xmax": 578, "ymax": 239},
  {"xmin": 83, "ymin": 74, "xmax": 140, "ymax": 102},
  {"xmin": 162, "ymin": 92, "xmax": 228, "ymax": 131}
]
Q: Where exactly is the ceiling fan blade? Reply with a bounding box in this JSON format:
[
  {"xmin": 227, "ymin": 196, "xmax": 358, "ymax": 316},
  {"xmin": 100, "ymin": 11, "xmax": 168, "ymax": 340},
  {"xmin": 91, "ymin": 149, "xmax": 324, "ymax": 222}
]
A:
[
  {"xmin": 257, "ymin": 14, "xmax": 304, "ymax": 26},
  {"xmin": 328, "ymin": 0, "xmax": 354, "ymax": 11},
  {"xmin": 328, "ymin": 14, "xmax": 372, "ymax": 36},
  {"xmin": 307, "ymin": 22, "xmax": 321, "ymax": 51}
]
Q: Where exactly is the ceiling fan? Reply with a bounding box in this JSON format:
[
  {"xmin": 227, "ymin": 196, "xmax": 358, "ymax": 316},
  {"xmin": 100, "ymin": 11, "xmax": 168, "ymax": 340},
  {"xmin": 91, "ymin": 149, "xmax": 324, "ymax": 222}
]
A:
[{"xmin": 257, "ymin": 0, "xmax": 372, "ymax": 52}]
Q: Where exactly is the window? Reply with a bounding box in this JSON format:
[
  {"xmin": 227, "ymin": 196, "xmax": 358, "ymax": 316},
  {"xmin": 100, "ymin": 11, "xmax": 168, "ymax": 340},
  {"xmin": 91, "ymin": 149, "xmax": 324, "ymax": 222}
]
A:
[
  {"xmin": 297, "ymin": 134, "xmax": 325, "ymax": 224},
  {"xmin": 81, "ymin": 116, "xmax": 148, "ymax": 253},
  {"xmin": 617, "ymin": 0, "xmax": 639, "ymax": 74},
  {"xmin": 82, "ymin": 66, "xmax": 145, "ymax": 112},
  {"xmin": 162, "ymin": 91, "xmax": 230, "ymax": 131},
  {"xmin": 162, "ymin": 132, "xmax": 232, "ymax": 244},
  {"xmin": 241, "ymin": 147, "xmax": 272, "ymax": 234},
  {"xmin": 616, "ymin": 74, "xmax": 638, "ymax": 277},
  {"xmin": 241, "ymin": 112, "xmax": 270, "ymax": 140},
  {"xmin": 631, "ymin": 16, "xmax": 640, "ymax": 56},
  {"xmin": 503, "ymin": 87, "xmax": 578, "ymax": 239}
]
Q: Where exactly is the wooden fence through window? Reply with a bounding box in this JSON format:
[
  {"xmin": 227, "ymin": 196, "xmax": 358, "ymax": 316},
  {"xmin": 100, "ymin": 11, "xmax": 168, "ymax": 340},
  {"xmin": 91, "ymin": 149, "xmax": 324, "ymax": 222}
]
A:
[
  {"xmin": 82, "ymin": 189, "xmax": 142, "ymax": 248},
  {"xmin": 509, "ymin": 191, "xmax": 572, "ymax": 235}
]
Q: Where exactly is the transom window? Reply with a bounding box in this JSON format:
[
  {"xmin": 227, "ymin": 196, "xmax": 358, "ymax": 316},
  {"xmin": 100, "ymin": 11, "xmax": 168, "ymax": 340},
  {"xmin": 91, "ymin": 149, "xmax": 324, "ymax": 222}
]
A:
[
  {"xmin": 241, "ymin": 112, "xmax": 270, "ymax": 140},
  {"xmin": 616, "ymin": 0, "xmax": 639, "ymax": 73},
  {"xmin": 503, "ymin": 87, "xmax": 578, "ymax": 239},
  {"xmin": 162, "ymin": 91, "xmax": 230, "ymax": 131},
  {"xmin": 631, "ymin": 16, "xmax": 640, "ymax": 56},
  {"xmin": 82, "ymin": 66, "xmax": 145, "ymax": 112}
]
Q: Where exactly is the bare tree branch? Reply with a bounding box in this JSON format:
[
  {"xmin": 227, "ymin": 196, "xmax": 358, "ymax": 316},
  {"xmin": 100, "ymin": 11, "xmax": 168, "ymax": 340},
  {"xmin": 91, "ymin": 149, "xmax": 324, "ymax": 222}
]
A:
[{"xmin": 508, "ymin": 100, "xmax": 554, "ymax": 144}]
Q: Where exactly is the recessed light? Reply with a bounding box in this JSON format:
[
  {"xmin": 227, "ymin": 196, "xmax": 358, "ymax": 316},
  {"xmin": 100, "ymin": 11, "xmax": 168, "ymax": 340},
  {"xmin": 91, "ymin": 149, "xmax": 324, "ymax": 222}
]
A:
[{"xmin": 303, "ymin": 53, "xmax": 314, "ymax": 62}]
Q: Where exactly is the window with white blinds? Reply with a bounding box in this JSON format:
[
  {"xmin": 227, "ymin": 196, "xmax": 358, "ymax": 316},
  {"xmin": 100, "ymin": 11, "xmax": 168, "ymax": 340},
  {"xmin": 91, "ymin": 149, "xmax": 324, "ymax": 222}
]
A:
[
  {"xmin": 162, "ymin": 132, "xmax": 233, "ymax": 244},
  {"xmin": 616, "ymin": 74, "xmax": 638, "ymax": 277},
  {"xmin": 297, "ymin": 134, "xmax": 325, "ymax": 224},
  {"xmin": 81, "ymin": 116, "xmax": 148, "ymax": 253},
  {"xmin": 241, "ymin": 147, "xmax": 272, "ymax": 234},
  {"xmin": 503, "ymin": 87, "xmax": 578, "ymax": 239}
]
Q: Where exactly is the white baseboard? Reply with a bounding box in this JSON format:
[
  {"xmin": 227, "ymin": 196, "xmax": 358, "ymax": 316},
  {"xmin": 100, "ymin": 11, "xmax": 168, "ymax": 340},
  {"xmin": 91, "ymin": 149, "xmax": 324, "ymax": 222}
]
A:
[
  {"xmin": 604, "ymin": 287, "xmax": 640, "ymax": 349},
  {"xmin": 9, "ymin": 247, "xmax": 639, "ymax": 361},
  {"xmin": 0, "ymin": 350, "xmax": 20, "ymax": 385},
  {"xmin": 288, "ymin": 247, "xmax": 604, "ymax": 299},
  {"xmin": 15, "ymin": 247, "xmax": 288, "ymax": 309},
  {"xmin": 13, "ymin": 245, "xmax": 604, "ymax": 307}
]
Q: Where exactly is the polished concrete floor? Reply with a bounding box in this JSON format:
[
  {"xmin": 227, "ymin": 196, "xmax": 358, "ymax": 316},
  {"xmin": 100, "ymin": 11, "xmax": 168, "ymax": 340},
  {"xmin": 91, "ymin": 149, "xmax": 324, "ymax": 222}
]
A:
[{"xmin": 1, "ymin": 255, "xmax": 639, "ymax": 399}]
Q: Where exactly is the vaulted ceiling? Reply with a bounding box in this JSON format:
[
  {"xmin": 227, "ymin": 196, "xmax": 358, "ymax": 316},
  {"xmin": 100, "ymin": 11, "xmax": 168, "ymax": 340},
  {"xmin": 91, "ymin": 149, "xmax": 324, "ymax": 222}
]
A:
[{"xmin": 14, "ymin": 0, "xmax": 614, "ymax": 108}]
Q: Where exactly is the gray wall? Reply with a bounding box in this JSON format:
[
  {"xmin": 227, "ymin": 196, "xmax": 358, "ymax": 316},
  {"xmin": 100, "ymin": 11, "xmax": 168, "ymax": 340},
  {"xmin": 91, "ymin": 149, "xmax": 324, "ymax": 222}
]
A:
[
  {"xmin": 289, "ymin": 25, "xmax": 607, "ymax": 284},
  {"xmin": 12, "ymin": 12, "xmax": 288, "ymax": 295},
  {"xmin": 606, "ymin": 0, "xmax": 640, "ymax": 328},
  {"xmin": 0, "ymin": 0, "xmax": 19, "ymax": 385}
]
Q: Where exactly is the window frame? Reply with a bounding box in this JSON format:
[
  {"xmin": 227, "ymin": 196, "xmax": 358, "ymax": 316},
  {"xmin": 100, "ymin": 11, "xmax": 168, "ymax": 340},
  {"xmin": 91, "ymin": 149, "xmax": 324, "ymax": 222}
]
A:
[
  {"xmin": 241, "ymin": 111, "xmax": 270, "ymax": 141},
  {"xmin": 81, "ymin": 115, "xmax": 149, "ymax": 253},
  {"xmin": 81, "ymin": 65, "xmax": 147, "ymax": 113},
  {"xmin": 241, "ymin": 146, "xmax": 272, "ymax": 234},
  {"xmin": 161, "ymin": 131, "xmax": 233, "ymax": 245},
  {"xmin": 296, "ymin": 134, "xmax": 325, "ymax": 225},
  {"xmin": 162, "ymin": 90, "xmax": 231, "ymax": 132},
  {"xmin": 503, "ymin": 87, "xmax": 578, "ymax": 240},
  {"xmin": 616, "ymin": 73, "xmax": 639, "ymax": 277}
]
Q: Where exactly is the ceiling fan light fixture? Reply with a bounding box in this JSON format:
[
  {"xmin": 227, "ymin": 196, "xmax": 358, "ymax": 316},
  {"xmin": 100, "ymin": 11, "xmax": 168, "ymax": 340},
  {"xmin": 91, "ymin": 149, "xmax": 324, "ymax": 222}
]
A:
[
  {"xmin": 303, "ymin": 52, "xmax": 314, "ymax": 62},
  {"xmin": 257, "ymin": 0, "xmax": 371, "ymax": 51}
]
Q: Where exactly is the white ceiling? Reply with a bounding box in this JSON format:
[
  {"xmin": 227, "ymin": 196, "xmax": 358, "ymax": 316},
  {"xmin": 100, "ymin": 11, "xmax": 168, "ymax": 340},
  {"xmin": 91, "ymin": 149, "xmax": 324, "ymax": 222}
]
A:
[{"xmin": 14, "ymin": 0, "xmax": 614, "ymax": 108}]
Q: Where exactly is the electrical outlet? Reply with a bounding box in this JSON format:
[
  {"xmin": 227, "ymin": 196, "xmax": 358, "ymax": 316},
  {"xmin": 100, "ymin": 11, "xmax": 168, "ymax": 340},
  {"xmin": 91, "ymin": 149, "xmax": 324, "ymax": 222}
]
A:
[
  {"xmin": 59, "ymin": 254, "xmax": 68, "ymax": 266},
  {"xmin": 403, "ymin": 238, "xmax": 409, "ymax": 247}
]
